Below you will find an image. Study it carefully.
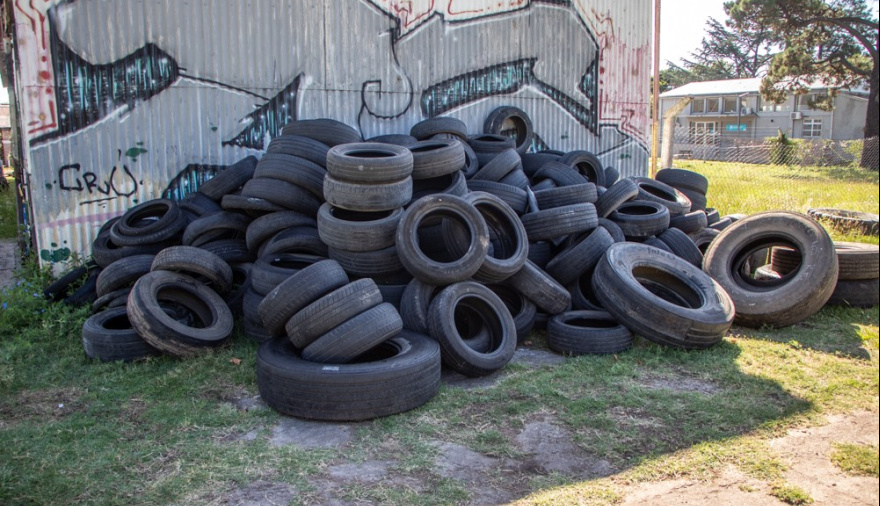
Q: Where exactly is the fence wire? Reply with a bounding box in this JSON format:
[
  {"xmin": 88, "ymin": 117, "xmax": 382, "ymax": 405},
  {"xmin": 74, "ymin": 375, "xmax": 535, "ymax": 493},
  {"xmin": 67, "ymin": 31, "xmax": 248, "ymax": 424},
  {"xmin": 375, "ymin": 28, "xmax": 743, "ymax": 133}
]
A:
[{"xmin": 656, "ymin": 130, "xmax": 879, "ymax": 227}]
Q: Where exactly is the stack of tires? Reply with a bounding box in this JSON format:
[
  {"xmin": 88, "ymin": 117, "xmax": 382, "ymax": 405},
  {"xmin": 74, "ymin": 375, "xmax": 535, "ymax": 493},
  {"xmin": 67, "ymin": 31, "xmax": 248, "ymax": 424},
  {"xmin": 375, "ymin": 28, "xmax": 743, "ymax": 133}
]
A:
[
  {"xmin": 770, "ymin": 241, "xmax": 880, "ymax": 308},
  {"xmin": 83, "ymin": 245, "xmax": 235, "ymax": 361},
  {"xmin": 321, "ymin": 142, "xmax": 415, "ymax": 304},
  {"xmin": 62, "ymin": 108, "xmax": 875, "ymax": 422}
]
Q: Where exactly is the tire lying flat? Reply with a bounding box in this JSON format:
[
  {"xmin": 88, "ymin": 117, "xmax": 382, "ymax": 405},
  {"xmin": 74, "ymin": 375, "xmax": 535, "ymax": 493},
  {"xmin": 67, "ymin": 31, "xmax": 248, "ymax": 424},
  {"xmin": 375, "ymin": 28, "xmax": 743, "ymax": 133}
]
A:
[{"xmin": 256, "ymin": 331, "xmax": 441, "ymax": 421}]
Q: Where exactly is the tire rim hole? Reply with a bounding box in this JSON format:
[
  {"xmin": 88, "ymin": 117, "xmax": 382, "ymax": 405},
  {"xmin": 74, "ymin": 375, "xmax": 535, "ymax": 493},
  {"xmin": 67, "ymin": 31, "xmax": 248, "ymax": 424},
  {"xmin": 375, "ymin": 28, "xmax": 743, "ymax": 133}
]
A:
[
  {"xmin": 343, "ymin": 149, "xmax": 396, "ymax": 158},
  {"xmin": 157, "ymin": 289, "xmax": 211, "ymax": 329},
  {"xmin": 639, "ymin": 183, "xmax": 676, "ymax": 202},
  {"xmin": 633, "ymin": 266, "xmax": 703, "ymax": 309},
  {"xmin": 349, "ymin": 339, "xmax": 401, "ymax": 363},
  {"xmin": 618, "ymin": 204, "xmax": 660, "ymax": 216},
  {"xmin": 416, "ymin": 213, "xmax": 474, "ymax": 263},
  {"xmin": 330, "ymin": 208, "xmax": 393, "ymax": 222},
  {"xmin": 103, "ymin": 312, "xmax": 134, "ymax": 330},
  {"xmin": 732, "ymin": 240, "xmax": 800, "ymax": 290},
  {"xmin": 457, "ymin": 297, "xmax": 505, "ymax": 352},
  {"xmin": 499, "ymin": 117, "xmax": 528, "ymax": 146}
]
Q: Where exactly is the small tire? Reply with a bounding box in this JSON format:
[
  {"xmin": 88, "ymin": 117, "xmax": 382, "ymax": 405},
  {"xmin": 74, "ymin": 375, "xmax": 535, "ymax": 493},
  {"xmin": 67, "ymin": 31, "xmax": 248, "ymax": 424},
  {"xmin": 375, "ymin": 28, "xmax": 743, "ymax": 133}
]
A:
[
  {"xmin": 323, "ymin": 174, "xmax": 412, "ymax": 212},
  {"xmin": 96, "ymin": 254, "xmax": 155, "ymax": 298},
  {"xmin": 286, "ymin": 278, "xmax": 383, "ymax": 349},
  {"xmin": 595, "ymin": 178, "xmax": 638, "ymax": 218},
  {"xmin": 300, "ymin": 303, "xmax": 403, "ymax": 364},
  {"xmin": 547, "ymin": 310, "xmax": 633, "ymax": 355},
  {"xmin": 317, "ymin": 204, "xmax": 402, "ymax": 252},
  {"xmin": 82, "ymin": 306, "xmax": 161, "ymax": 362},
  {"xmin": 326, "ymin": 142, "xmax": 414, "ymax": 183},
  {"xmin": 654, "ymin": 168, "xmax": 709, "ymax": 194},
  {"xmin": 609, "ymin": 201, "xmax": 670, "ymax": 240},
  {"xmin": 197, "ymin": 156, "xmax": 258, "ymax": 200},
  {"xmin": 545, "ymin": 226, "xmax": 614, "ymax": 286},
  {"xmin": 520, "ymin": 204, "xmax": 598, "ymax": 241},
  {"xmin": 808, "ymin": 208, "xmax": 879, "ymax": 236},
  {"xmin": 280, "ymin": 119, "xmax": 362, "ymax": 147},
  {"xmin": 505, "ymin": 260, "xmax": 571, "ymax": 314},
  {"xmin": 594, "ymin": 242, "xmax": 734, "ymax": 349},
  {"xmin": 396, "ymin": 194, "xmax": 489, "ymax": 285},
  {"xmin": 257, "ymin": 259, "xmax": 349, "ymax": 337},
  {"xmin": 427, "ymin": 282, "xmax": 516, "ymax": 377},
  {"xmin": 150, "ymin": 246, "xmax": 233, "ymax": 295},
  {"xmin": 632, "ymin": 177, "xmax": 692, "ymax": 215},
  {"xmin": 483, "ymin": 106, "xmax": 534, "ymax": 154},
  {"xmin": 408, "ymin": 139, "xmax": 466, "ymax": 180}
]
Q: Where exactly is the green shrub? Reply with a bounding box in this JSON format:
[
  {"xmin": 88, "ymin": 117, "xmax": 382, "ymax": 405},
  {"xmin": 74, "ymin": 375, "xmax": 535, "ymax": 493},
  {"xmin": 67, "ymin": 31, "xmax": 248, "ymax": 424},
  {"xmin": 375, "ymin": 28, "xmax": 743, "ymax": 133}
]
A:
[{"xmin": 767, "ymin": 130, "xmax": 796, "ymax": 165}]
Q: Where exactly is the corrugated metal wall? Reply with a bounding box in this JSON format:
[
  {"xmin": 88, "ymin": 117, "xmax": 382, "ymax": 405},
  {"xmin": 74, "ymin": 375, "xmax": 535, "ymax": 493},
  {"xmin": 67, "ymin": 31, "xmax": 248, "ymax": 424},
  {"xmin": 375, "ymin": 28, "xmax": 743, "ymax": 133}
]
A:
[{"xmin": 12, "ymin": 0, "xmax": 651, "ymax": 266}]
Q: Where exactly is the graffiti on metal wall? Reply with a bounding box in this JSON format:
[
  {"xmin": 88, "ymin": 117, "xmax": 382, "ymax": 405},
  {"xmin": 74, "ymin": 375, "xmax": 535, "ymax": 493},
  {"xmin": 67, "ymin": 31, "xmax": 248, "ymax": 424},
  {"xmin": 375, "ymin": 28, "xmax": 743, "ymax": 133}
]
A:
[{"xmin": 15, "ymin": 0, "xmax": 651, "ymax": 263}]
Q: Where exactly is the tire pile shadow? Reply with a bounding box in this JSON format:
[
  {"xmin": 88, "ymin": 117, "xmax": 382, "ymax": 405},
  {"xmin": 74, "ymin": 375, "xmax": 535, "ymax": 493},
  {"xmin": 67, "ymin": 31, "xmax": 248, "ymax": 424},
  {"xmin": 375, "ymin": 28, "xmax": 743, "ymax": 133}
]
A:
[{"xmin": 212, "ymin": 338, "xmax": 819, "ymax": 505}]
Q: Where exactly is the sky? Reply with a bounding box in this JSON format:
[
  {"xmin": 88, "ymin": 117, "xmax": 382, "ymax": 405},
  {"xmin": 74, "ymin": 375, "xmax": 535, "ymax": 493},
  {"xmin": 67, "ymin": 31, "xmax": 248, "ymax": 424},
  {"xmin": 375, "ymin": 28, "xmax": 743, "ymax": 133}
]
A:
[
  {"xmin": 658, "ymin": 0, "xmax": 880, "ymax": 69},
  {"xmin": 659, "ymin": 0, "xmax": 729, "ymax": 69}
]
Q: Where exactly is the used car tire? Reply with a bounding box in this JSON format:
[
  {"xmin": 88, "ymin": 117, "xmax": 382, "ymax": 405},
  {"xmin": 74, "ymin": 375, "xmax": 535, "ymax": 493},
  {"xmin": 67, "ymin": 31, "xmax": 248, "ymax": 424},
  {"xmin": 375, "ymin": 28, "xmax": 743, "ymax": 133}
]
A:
[
  {"xmin": 396, "ymin": 194, "xmax": 489, "ymax": 285},
  {"xmin": 546, "ymin": 310, "xmax": 633, "ymax": 355},
  {"xmin": 300, "ymin": 302, "xmax": 403, "ymax": 364},
  {"xmin": 127, "ymin": 270, "xmax": 234, "ymax": 357},
  {"xmin": 257, "ymin": 259, "xmax": 349, "ymax": 337},
  {"xmin": 594, "ymin": 242, "xmax": 734, "ymax": 349},
  {"xmin": 326, "ymin": 142, "xmax": 414, "ymax": 183},
  {"xmin": 703, "ymin": 211, "xmax": 838, "ymax": 328},
  {"xmin": 82, "ymin": 306, "xmax": 161, "ymax": 362},
  {"xmin": 427, "ymin": 281, "xmax": 517, "ymax": 377},
  {"xmin": 256, "ymin": 330, "xmax": 441, "ymax": 421}
]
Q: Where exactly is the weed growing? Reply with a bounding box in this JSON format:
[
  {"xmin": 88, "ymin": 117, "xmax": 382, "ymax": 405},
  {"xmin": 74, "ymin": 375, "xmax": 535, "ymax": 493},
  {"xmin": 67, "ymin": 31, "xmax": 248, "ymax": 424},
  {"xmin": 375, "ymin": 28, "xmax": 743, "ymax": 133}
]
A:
[{"xmin": 830, "ymin": 442, "xmax": 879, "ymax": 477}]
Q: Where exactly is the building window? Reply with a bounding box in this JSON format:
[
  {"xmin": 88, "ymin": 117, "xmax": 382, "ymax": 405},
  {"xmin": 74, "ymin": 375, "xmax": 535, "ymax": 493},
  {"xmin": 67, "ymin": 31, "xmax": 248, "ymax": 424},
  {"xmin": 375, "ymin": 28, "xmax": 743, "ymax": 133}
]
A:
[
  {"xmin": 799, "ymin": 94, "xmax": 830, "ymax": 111},
  {"xmin": 692, "ymin": 99, "xmax": 705, "ymax": 114},
  {"xmin": 723, "ymin": 97, "xmax": 747, "ymax": 114},
  {"xmin": 803, "ymin": 119, "xmax": 822, "ymax": 138},
  {"xmin": 761, "ymin": 99, "xmax": 790, "ymax": 112},
  {"xmin": 706, "ymin": 98, "xmax": 720, "ymax": 113},
  {"xmin": 691, "ymin": 121, "xmax": 718, "ymax": 142}
]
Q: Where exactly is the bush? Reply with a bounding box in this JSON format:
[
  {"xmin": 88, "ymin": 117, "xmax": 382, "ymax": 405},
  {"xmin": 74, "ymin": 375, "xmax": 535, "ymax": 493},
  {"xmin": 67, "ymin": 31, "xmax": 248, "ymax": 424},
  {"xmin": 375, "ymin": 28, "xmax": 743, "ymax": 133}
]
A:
[{"xmin": 767, "ymin": 130, "xmax": 797, "ymax": 165}]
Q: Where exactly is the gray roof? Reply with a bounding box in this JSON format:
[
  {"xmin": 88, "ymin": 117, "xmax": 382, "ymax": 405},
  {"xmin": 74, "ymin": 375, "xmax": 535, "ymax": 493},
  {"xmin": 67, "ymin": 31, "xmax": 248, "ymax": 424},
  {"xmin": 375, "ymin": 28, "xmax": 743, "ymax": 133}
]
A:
[{"xmin": 659, "ymin": 77, "xmax": 843, "ymax": 98}]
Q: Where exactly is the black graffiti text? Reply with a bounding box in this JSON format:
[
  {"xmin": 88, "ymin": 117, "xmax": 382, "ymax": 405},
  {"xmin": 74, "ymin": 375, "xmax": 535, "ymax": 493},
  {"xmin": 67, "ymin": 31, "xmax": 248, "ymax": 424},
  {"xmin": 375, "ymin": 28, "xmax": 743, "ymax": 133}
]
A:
[{"xmin": 58, "ymin": 163, "xmax": 138, "ymax": 203}]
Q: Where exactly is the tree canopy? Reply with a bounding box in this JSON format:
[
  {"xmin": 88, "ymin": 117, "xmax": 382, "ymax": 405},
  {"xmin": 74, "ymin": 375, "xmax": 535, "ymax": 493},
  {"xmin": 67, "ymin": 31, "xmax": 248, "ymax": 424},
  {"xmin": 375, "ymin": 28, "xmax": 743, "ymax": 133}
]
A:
[
  {"xmin": 726, "ymin": 0, "xmax": 879, "ymax": 144},
  {"xmin": 660, "ymin": 15, "xmax": 776, "ymax": 92}
]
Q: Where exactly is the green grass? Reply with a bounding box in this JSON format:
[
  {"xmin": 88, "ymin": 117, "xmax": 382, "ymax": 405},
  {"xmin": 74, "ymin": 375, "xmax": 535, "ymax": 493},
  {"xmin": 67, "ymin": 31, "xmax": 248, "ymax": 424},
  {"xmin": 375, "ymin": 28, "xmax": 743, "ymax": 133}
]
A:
[
  {"xmin": 770, "ymin": 482, "xmax": 814, "ymax": 505},
  {"xmin": 0, "ymin": 177, "xmax": 17, "ymax": 239},
  {"xmin": 830, "ymin": 443, "xmax": 879, "ymax": 477},
  {"xmin": 673, "ymin": 160, "xmax": 879, "ymax": 243},
  {"xmin": 1, "ymin": 263, "xmax": 876, "ymax": 505}
]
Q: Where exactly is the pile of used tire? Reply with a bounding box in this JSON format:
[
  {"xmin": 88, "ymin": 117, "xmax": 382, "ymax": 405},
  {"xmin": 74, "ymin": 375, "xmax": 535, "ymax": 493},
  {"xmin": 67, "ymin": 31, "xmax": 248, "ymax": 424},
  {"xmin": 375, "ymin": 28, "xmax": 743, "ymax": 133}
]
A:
[{"xmin": 42, "ymin": 109, "xmax": 878, "ymax": 422}]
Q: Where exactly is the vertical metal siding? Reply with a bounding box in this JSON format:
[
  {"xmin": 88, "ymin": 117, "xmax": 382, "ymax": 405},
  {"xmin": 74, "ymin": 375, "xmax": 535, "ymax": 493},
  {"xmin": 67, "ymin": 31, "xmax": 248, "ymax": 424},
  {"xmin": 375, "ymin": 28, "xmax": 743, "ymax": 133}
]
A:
[{"xmin": 12, "ymin": 0, "xmax": 651, "ymax": 268}]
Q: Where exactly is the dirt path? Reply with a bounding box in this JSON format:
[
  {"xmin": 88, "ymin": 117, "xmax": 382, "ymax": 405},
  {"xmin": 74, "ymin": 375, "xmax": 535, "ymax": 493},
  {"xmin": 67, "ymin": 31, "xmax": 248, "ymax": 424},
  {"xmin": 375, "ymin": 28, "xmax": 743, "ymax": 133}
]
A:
[
  {"xmin": 621, "ymin": 411, "xmax": 879, "ymax": 506},
  {"xmin": 0, "ymin": 238, "xmax": 19, "ymax": 290}
]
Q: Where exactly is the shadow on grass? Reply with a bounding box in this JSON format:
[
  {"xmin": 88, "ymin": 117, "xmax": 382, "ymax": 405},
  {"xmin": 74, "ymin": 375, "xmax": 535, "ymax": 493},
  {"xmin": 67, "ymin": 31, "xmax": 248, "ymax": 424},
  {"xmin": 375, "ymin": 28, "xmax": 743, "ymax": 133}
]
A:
[
  {"xmin": 1, "ymin": 291, "xmax": 873, "ymax": 505},
  {"xmin": 740, "ymin": 305, "xmax": 878, "ymax": 360}
]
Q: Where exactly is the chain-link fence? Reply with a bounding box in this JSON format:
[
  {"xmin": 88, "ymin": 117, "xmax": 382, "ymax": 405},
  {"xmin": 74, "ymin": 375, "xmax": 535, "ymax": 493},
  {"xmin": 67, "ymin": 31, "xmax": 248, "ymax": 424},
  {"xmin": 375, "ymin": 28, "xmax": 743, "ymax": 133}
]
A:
[
  {"xmin": 656, "ymin": 129, "xmax": 879, "ymax": 234},
  {"xmin": 664, "ymin": 128, "xmax": 878, "ymax": 169}
]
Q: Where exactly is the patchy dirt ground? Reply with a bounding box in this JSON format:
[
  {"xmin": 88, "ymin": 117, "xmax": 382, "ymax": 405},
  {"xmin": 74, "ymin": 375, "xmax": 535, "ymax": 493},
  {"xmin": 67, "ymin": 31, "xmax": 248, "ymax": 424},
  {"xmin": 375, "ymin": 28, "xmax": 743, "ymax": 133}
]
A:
[
  {"xmin": 621, "ymin": 411, "xmax": 879, "ymax": 506},
  {"xmin": 216, "ymin": 349, "xmax": 878, "ymax": 505}
]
